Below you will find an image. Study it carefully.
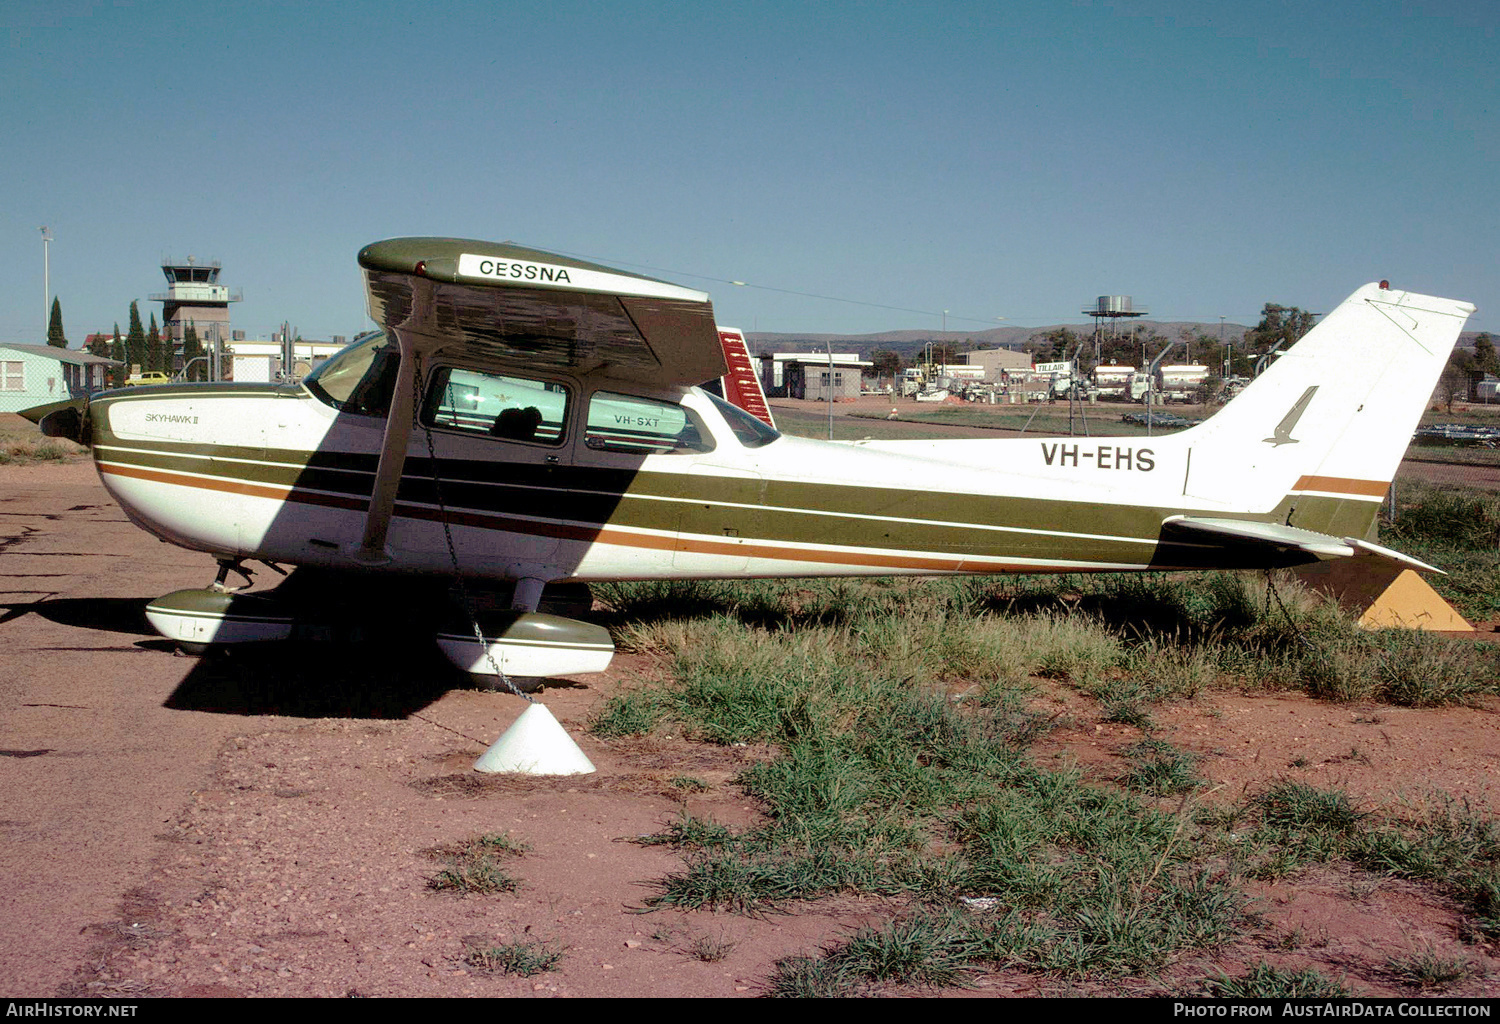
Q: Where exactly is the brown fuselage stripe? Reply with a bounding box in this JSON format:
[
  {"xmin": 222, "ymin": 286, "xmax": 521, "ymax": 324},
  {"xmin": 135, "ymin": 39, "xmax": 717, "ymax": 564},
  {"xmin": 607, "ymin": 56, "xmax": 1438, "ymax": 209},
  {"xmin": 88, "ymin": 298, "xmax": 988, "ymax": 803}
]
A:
[
  {"xmin": 101, "ymin": 461, "xmax": 367, "ymax": 511},
  {"xmin": 97, "ymin": 461, "xmax": 1088, "ymax": 574},
  {"xmin": 1290, "ymin": 475, "xmax": 1388, "ymax": 498}
]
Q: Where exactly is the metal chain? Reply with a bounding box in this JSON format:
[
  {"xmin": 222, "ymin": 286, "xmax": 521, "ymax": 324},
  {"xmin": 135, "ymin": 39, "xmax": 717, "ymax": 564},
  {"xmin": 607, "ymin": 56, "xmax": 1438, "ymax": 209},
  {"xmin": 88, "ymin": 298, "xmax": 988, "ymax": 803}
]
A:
[
  {"xmin": 1264, "ymin": 568, "xmax": 1315, "ymax": 652},
  {"xmin": 412, "ymin": 354, "xmax": 532, "ymax": 702}
]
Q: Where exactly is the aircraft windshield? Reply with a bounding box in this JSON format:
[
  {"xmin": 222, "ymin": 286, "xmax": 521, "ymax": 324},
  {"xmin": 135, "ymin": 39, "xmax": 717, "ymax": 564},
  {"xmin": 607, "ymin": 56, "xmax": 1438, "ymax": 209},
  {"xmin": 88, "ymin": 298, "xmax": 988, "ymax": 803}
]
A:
[
  {"xmin": 304, "ymin": 332, "xmax": 400, "ymax": 416},
  {"xmin": 708, "ymin": 393, "xmax": 781, "ymax": 448}
]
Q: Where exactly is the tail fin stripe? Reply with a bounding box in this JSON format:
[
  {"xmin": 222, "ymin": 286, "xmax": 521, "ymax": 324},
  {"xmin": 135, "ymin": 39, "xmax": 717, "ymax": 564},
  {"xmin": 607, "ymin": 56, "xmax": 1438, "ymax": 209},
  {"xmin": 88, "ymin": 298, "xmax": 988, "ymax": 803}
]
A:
[{"xmin": 1291, "ymin": 475, "xmax": 1389, "ymax": 498}]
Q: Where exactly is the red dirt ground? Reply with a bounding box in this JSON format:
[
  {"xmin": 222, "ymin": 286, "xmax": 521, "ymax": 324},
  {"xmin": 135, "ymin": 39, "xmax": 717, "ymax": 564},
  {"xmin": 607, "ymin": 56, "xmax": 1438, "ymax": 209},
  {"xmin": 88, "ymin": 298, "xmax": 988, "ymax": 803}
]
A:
[{"xmin": 3, "ymin": 459, "xmax": 1499, "ymax": 998}]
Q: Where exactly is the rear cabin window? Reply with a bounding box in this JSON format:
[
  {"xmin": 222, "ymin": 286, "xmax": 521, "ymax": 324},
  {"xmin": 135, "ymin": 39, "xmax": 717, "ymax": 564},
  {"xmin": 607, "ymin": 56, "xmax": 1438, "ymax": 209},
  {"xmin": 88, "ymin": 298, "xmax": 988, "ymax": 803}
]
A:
[
  {"xmin": 422, "ymin": 367, "xmax": 570, "ymax": 445},
  {"xmin": 707, "ymin": 393, "xmax": 781, "ymax": 448},
  {"xmin": 584, "ymin": 392, "xmax": 714, "ymax": 455}
]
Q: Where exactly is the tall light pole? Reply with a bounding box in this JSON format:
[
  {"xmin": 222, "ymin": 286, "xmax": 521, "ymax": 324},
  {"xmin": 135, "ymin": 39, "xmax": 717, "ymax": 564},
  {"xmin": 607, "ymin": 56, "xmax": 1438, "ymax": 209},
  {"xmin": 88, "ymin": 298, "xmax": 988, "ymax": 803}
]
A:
[
  {"xmin": 826, "ymin": 342, "xmax": 834, "ymax": 440},
  {"xmin": 40, "ymin": 227, "xmax": 52, "ymax": 339},
  {"xmin": 1220, "ymin": 315, "xmax": 1227, "ymax": 377}
]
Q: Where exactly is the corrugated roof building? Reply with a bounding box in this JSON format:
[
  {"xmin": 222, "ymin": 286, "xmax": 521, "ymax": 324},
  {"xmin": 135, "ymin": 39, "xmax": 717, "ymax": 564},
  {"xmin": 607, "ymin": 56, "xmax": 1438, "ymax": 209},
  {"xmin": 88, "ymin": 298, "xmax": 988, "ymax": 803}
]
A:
[{"xmin": 0, "ymin": 344, "xmax": 122, "ymax": 413}]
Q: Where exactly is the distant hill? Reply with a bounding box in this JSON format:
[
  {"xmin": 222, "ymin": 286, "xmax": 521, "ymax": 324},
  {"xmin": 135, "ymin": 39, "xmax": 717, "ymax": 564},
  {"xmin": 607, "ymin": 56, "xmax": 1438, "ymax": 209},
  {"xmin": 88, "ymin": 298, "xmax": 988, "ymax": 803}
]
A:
[
  {"xmin": 745, "ymin": 322, "xmax": 1494, "ymax": 371},
  {"xmin": 746, "ymin": 321, "xmax": 1254, "ymax": 362}
]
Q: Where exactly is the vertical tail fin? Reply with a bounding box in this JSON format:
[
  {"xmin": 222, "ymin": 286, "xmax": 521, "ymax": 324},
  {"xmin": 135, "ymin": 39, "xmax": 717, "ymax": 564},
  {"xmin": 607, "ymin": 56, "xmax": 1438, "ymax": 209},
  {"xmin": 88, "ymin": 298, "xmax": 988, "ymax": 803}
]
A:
[{"xmin": 1173, "ymin": 283, "xmax": 1474, "ymax": 537}]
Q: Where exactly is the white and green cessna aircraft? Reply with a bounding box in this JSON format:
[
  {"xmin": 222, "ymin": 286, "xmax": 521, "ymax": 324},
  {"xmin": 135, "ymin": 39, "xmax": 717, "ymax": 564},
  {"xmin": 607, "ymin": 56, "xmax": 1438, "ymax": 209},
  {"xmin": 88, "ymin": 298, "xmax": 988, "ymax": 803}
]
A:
[{"xmin": 24, "ymin": 238, "xmax": 1476, "ymax": 681}]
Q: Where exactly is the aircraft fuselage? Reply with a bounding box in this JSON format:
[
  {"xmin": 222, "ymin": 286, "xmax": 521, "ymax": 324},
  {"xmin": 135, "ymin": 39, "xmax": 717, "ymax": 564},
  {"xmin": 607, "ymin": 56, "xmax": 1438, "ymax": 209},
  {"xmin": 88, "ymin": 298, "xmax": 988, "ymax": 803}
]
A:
[{"xmin": 88, "ymin": 378, "xmax": 1225, "ymax": 588}]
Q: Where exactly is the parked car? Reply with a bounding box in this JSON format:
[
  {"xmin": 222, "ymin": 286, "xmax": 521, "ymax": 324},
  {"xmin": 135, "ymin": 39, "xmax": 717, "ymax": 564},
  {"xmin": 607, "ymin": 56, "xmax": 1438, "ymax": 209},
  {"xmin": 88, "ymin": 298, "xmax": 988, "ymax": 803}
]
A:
[{"xmin": 123, "ymin": 372, "xmax": 172, "ymax": 387}]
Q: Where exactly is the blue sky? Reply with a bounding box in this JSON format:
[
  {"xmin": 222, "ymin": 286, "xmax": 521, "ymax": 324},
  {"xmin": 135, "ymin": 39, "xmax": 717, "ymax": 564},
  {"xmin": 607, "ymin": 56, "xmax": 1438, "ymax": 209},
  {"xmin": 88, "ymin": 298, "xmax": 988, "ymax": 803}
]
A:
[{"xmin": 2, "ymin": 0, "xmax": 1494, "ymax": 345}]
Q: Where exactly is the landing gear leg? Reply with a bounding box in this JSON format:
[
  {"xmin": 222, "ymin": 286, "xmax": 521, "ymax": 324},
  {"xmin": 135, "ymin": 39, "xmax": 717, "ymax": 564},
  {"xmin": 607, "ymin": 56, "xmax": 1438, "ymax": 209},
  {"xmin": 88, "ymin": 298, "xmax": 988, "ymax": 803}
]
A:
[
  {"xmin": 510, "ymin": 576, "xmax": 546, "ymax": 612},
  {"xmin": 211, "ymin": 559, "xmax": 255, "ymax": 593}
]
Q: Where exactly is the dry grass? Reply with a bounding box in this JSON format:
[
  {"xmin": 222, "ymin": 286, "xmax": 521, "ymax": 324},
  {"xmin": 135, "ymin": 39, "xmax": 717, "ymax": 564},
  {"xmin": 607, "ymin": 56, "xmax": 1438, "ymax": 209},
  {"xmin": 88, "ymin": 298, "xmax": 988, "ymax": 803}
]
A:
[{"xmin": 0, "ymin": 414, "xmax": 86, "ymax": 464}]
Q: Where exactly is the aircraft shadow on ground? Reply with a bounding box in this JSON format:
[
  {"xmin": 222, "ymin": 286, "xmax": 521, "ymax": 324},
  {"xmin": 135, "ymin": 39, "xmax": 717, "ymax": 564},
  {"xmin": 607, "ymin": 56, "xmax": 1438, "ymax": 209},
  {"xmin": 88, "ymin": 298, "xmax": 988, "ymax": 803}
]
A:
[
  {"xmin": 163, "ymin": 639, "xmax": 475, "ymax": 719},
  {"xmin": 16, "ymin": 593, "xmax": 532, "ymax": 718},
  {"xmin": 22, "ymin": 596, "xmax": 157, "ymax": 635}
]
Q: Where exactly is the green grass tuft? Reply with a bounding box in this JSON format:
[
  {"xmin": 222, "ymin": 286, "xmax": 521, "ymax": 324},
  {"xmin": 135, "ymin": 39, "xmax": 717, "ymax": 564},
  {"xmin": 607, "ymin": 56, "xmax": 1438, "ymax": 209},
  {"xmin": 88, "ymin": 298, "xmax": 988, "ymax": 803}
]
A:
[
  {"xmin": 426, "ymin": 832, "xmax": 527, "ymax": 894},
  {"xmin": 1120, "ymin": 740, "xmax": 1203, "ymax": 796},
  {"xmin": 1203, "ymin": 961, "xmax": 1352, "ymax": 998},
  {"xmin": 589, "ymin": 687, "xmax": 669, "ymax": 737},
  {"xmin": 464, "ymin": 939, "xmax": 565, "ymax": 976},
  {"xmin": 1385, "ymin": 945, "xmax": 1482, "ymax": 991}
]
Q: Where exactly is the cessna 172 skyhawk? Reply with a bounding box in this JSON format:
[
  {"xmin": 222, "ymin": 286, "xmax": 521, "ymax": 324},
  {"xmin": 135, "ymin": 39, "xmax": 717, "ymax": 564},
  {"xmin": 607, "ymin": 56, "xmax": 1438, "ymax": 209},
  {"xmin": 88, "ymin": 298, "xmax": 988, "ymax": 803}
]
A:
[{"xmin": 24, "ymin": 237, "xmax": 1476, "ymax": 682}]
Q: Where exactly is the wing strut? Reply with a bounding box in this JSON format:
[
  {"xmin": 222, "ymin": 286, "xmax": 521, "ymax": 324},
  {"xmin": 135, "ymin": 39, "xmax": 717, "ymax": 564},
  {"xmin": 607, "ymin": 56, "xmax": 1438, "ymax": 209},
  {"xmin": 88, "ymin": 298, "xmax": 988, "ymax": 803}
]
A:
[{"xmin": 353, "ymin": 280, "xmax": 433, "ymax": 565}]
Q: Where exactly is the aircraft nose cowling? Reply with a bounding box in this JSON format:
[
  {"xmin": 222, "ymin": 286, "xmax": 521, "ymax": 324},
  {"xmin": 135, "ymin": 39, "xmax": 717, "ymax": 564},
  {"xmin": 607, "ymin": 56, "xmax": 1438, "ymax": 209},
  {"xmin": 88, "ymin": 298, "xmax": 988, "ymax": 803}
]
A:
[{"xmin": 19, "ymin": 397, "xmax": 90, "ymax": 446}]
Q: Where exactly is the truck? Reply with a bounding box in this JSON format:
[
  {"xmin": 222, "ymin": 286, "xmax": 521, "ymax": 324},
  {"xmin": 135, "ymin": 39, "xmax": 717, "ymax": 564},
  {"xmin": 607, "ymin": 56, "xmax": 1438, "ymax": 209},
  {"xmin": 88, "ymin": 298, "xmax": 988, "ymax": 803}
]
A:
[
  {"xmin": 1129, "ymin": 365, "xmax": 1210, "ymax": 403},
  {"xmin": 1092, "ymin": 365, "xmax": 1136, "ymax": 400},
  {"xmin": 1033, "ymin": 361, "xmax": 1075, "ymax": 399}
]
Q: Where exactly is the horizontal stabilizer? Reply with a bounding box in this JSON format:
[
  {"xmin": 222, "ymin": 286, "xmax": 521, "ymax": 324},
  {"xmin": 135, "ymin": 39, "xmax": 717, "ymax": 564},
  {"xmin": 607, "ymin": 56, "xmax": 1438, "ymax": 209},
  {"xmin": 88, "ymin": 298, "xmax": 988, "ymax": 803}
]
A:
[
  {"xmin": 1341, "ymin": 537, "xmax": 1443, "ymax": 575},
  {"xmin": 1157, "ymin": 516, "xmax": 1443, "ymax": 574},
  {"xmin": 1162, "ymin": 515, "xmax": 1353, "ymax": 561}
]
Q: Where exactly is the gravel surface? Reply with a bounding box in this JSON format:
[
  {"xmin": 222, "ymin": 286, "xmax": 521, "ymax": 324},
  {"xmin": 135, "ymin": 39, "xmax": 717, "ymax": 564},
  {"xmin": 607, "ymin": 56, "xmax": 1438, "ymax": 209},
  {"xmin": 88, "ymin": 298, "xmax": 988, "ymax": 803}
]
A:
[{"xmin": 4, "ymin": 456, "xmax": 1499, "ymax": 998}]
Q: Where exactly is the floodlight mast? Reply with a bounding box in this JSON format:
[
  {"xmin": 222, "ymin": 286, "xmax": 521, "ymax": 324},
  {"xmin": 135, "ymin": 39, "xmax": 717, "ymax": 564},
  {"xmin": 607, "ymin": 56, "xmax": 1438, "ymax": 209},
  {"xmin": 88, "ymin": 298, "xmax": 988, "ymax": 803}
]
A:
[{"xmin": 40, "ymin": 227, "xmax": 52, "ymax": 339}]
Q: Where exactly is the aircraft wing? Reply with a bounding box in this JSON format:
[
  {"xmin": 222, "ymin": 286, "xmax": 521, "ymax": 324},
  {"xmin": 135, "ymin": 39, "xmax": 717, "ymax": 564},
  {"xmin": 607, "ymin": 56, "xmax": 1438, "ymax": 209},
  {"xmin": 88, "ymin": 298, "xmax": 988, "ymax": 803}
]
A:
[
  {"xmin": 1157, "ymin": 515, "xmax": 1442, "ymax": 573},
  {"xmin": 358, "ymin": 237, "xmax": 726, "ymax": 386}
]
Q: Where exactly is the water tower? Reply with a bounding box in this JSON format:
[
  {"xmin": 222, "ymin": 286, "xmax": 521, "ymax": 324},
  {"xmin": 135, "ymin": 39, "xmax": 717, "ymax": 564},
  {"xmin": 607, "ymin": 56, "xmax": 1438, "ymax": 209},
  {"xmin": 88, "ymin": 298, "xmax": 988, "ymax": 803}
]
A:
[{"xmin": 1083, "ymin": 295, "xmax": 1148, "ymax": 367}]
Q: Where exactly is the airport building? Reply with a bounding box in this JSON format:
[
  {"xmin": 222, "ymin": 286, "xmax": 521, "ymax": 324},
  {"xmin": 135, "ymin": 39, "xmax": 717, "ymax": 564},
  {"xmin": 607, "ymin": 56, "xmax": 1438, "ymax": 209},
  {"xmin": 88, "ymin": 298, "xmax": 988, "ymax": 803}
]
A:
[
  {"xmin": 757, "ymin": 353, "xmax": 870, "ymax": 400},
  {"xmin": 227, "ymin": 334, "xmax": 348, "ymax": 382},
  {"xmin": 0, "ymin": 344, "xmax": 120, "ymax": 412},
  {"xmin": 963, "ymin": 348, "xmax": 1031, "ymax": 380}
]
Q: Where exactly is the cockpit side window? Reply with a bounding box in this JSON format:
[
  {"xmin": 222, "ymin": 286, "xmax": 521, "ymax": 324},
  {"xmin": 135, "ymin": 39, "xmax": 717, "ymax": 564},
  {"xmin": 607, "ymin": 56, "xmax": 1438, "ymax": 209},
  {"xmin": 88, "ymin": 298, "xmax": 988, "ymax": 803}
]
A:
[{"xmin": 420, "ymin": 367, "xmax": 570, "ymax": 445}]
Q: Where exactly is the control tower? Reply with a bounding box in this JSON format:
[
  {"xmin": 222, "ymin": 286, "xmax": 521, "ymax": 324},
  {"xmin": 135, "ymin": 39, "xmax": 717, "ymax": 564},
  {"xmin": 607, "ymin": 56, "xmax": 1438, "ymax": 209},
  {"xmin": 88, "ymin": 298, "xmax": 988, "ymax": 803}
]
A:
[{"xmin": 150, "ymin": 256, "xmax": 242, "ymax": 350}]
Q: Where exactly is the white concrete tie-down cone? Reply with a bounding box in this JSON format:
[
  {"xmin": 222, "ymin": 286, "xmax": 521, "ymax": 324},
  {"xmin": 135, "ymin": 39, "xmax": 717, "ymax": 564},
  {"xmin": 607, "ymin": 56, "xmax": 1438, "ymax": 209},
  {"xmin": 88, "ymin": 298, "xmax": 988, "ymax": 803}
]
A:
[{"xmin": 474, "ymin": 703, "xmax": 597, "ymax": 775}]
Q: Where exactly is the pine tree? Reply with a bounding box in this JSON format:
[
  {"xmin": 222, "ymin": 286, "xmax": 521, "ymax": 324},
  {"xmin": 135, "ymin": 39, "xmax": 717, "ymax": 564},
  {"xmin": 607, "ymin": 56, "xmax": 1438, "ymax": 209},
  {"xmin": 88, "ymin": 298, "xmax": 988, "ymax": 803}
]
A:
[
  {"xmin": 110, "ymin": 324, "xmax": 127, "ymax": 387},
  {"xmin": 146, "ymin": 313, "xmax": 163, "ymax": 375},
  {"xmin": 125, "ymin": 302, "xmax": 145, "ymax": 376},
  {"xmin": 182, "ymin": 325, "xmax": 203, "ymax": 382},
  {"xmin": 1474, "ymin": 333, "xmax": 1497, "ymax": 375},
  {"xmin": 47, "ymin": 297, "xmax": 67, "ymax": 348}
]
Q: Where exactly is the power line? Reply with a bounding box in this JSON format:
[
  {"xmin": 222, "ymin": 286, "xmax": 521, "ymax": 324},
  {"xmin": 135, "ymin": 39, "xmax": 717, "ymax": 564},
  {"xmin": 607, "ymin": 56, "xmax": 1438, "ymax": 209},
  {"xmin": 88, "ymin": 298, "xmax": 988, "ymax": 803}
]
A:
[
  {"xmin": 545, "ymin": 245, "xmax": 1259, "ymax": 329},
  {"xmin": 545, "ymin": 246, "xmax": 1012, "ymax": 327}
]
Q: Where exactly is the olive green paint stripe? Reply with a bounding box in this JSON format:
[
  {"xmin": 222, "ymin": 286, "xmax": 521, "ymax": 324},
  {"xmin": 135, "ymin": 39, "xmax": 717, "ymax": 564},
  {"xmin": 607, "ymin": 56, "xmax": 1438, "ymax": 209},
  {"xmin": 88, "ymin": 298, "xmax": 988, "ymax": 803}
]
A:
[
  {"xmin": 97, "ymin": 458, "xmax": 1157, "ymax": 571},
  {"xmin": 93, "ymin": 384, "xmax": 290, "ymax": 405},
  {"xmin": 95, "ymin": 439, "xmax": 1371, "ymax": 569},
  {"xmin": 95, "ymin": 434, "xmax": 1168, "ymax": 544},
  {"xmin": 95, "ymin": 444, "xmax": 1167, "ymax": 564}
]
